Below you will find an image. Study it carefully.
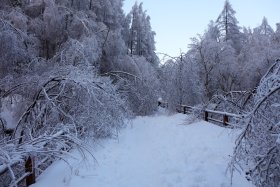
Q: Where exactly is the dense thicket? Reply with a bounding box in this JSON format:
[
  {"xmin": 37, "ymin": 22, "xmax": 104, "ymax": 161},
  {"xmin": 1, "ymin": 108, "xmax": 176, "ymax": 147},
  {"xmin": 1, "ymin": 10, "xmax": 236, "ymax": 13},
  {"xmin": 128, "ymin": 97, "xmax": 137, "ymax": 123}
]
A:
[{"xmin": 0, "ymin": 1, "xmax": 159, "ymax": 185}]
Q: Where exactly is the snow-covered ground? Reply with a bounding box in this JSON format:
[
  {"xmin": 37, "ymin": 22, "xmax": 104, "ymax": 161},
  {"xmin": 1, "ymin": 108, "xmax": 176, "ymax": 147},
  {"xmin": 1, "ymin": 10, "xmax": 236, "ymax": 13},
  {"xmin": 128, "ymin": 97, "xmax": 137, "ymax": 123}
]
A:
[{"xmin": 31, "ymin": 112, "xmax": 253, "ymax": 187}]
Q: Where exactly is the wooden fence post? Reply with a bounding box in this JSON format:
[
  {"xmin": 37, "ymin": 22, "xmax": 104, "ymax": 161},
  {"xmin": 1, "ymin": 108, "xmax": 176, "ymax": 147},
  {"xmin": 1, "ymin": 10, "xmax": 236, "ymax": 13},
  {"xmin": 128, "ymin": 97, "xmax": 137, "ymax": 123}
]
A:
[
  {"xmin": 223, "ymin": 115, "xmax": 229, "ymax": 126},
  {"xmin": 204, "ymin": 111, "xmax": 208, "ymax": 121},
  {"xmin": 25, "ymin": 156, "xmax": 35, "ymax": 186},
  {"xmin": 183, "ymin": 106, "xmax": 186, "ymax": 114}
]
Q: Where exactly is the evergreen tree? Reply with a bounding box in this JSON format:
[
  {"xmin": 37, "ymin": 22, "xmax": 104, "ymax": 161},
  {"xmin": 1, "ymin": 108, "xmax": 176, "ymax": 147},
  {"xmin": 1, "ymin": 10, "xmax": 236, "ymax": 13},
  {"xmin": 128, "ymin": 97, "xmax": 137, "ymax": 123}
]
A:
[
  {"xmin": 216, "ymin": 0, "xmax": 242, "ymax": 52},
  {"xmin": 254, "ymin": 17, "xmax": 274, "ymax": 36},
  {"xmin": 273, "ymin": 23, "xmax": 280, "ymax": 46},
  {"xmin": 126, "ymin": 2, "xmax": 158, "ymax": 66}
]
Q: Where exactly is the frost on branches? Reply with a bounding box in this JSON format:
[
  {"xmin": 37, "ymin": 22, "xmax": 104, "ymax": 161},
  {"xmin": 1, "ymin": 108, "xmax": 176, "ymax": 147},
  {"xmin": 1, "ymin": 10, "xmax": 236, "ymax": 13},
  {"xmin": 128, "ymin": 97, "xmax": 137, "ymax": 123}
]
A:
[
  {"xmin": 231, "ymin": 59, "xmax": 280, "ymax": 187},
  {"xmin": 0, "ymin": 0, "xmax": 159, "ymax": 185},
  {"xmin": 0, "ymin": 66, "xmax": 128, "ymax": 186}
]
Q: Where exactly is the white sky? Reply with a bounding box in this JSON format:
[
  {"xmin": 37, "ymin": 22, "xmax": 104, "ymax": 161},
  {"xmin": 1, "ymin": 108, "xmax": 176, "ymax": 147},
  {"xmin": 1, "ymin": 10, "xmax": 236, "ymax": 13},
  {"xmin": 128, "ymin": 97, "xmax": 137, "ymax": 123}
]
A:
[{"xmin": 123, "ymin": 0, "xmax": 280, "ymax": 58}]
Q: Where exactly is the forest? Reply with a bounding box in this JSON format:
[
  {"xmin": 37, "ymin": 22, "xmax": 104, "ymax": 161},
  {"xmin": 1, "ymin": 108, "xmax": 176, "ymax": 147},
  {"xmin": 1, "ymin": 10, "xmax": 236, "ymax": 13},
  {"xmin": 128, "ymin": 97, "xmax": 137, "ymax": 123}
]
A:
[{"xmin": 0, "ymin": 0, "xmax": 279, "ymax": 187}]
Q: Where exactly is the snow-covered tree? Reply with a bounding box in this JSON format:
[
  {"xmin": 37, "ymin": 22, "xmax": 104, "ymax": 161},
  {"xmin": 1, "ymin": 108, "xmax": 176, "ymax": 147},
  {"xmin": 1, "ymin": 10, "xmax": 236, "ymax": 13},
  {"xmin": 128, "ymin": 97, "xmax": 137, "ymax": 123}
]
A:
[
  {"xmin": 237, "ymin": 18, "xmax": 280, "ymax": 91},
  {"xmin": 160, "ymin": 54, "xmax": 203, "ymax": 111},
  {"xmin": 189, "ymin": 22, "xmax": 238, "ymax": 100},
  {"xmin": 231, "ymin": 59, "xmax": 280, "ymax": 187},
  {"xmin": 216, "ymin": 0, "xmax": 242, "ymax": 52},
  {"xmin": 126, "ymin": 2, "xmax": 158, "ymax": 66},
  {"xmin": 272, "ymin": 23, "xmax": 280, "ymax": 47},
  {"xmin": 254, "ymin": 17, "xmax": 274, "ymax": 37}
]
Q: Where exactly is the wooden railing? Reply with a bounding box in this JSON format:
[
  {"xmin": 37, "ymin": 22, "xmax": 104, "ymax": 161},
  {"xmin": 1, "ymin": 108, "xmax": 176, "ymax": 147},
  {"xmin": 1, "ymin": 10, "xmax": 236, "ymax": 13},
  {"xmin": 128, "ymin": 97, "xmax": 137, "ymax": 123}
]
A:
[
  {"xmin": 0, "ymin": 156, "xmax": 37, "ymax": 186},
  {"xmin": 0, "ymin": 151, "xmax": 64, "ymax": 187},
  {"xmin": 158, "ymin": 101, "xmax": 243, "ymax": 127},
  {"xmin": 0, "ymin": 131, "xmax": 68, "ymax": 187}
]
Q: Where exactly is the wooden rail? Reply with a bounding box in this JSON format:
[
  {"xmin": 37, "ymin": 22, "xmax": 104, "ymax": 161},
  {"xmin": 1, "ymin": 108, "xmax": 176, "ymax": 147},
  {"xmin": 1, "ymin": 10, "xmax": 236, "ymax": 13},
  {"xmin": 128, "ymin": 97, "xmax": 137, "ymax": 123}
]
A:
[
  {"xmin": 0, "ymin": 131, "xmax": 66, "ymax": 186},
  {"xmin": 158, "ymin": 101, "xmax": 243, "ymax": 127},
  {"xmin": 1, "ymin": 153, "xmax": 60, "ymax": 186},
  {"xmin": 0, "ymin": 156, "xmax": 36, "ymax": 186}
]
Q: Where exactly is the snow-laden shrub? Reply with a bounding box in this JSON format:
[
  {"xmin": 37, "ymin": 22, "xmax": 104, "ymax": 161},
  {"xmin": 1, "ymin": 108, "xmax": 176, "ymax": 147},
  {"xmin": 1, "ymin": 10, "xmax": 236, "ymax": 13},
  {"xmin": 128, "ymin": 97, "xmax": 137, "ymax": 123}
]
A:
[
  {"xmin": 0, "ymin": 126, "xmax": 85, "ymax": 186},
  {"xmin": 231, "ymin": 59, "xmax": 280, "ymax": 187},
  {"xmin": 108, "ymin": 56, "xmax": 160, "ymax": 116},
  {"xmin": 0, "ymin": 65, "xmax": 129, "ymax": 185},
  {"xmin": 208, "ymin": 90, "xmax": 255, "ymax": 115},
  {"xmin": 1, "ymin": 66, "xmax": 128, "ymax": 140}
]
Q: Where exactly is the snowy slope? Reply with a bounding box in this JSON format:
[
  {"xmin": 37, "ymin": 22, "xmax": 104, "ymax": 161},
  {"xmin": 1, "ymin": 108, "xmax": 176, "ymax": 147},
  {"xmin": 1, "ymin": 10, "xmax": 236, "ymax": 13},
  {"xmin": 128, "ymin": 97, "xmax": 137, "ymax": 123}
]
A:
[{"xmin": 31, "ymin": 113, "xmax": 253, "ymax": 187}]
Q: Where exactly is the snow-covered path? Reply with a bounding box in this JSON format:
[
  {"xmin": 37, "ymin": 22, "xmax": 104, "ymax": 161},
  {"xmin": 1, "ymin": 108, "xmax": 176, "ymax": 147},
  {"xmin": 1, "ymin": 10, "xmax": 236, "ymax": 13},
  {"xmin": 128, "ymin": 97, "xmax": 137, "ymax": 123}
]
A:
[{"xmin": 31, "ymin": 113, "xmax": 253, "ymax": 187}]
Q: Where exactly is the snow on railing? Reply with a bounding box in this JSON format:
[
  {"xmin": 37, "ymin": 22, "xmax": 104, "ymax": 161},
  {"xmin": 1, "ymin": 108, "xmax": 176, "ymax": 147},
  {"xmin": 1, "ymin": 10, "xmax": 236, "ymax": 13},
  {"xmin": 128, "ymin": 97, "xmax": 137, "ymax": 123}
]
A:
[
  {"xmin": 0, "ymin": 130, "xmax": 70, "ymax": 186},
  {"xmin": 158, "ymin": 101, "xmax": 243, "ymax": 127}
]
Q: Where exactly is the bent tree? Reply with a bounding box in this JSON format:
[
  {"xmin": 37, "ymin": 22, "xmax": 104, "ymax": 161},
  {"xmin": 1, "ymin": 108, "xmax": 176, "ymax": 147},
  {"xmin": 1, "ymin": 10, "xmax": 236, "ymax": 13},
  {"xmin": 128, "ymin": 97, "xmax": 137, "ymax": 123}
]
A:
[{"xmin": 231, "ymin": 59, "xmax": 280, "ymax": 187}]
